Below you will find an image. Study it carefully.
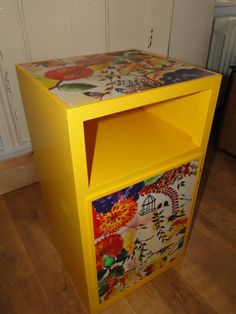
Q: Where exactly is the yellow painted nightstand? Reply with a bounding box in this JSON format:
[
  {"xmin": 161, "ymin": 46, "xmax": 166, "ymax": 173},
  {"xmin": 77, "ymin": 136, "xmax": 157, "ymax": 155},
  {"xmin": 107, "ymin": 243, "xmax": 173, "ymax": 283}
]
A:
[{"xmin": 16, "ymin": 50, "xmax": 221, "ymax": 313}]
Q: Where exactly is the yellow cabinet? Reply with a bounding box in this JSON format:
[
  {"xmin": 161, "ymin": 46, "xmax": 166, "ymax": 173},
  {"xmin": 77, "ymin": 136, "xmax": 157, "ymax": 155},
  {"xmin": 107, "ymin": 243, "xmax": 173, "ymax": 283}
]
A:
[{"xmin": 16, "ymin": 50, "xmax": 221, "ymax": 313}]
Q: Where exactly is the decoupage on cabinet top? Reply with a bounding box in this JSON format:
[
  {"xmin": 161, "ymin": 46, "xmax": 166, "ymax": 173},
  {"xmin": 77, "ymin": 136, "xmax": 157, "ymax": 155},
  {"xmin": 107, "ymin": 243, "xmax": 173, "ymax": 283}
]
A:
[{"xmin": 20, "ymin": 50, "xmax": 214, "ymax": 107}]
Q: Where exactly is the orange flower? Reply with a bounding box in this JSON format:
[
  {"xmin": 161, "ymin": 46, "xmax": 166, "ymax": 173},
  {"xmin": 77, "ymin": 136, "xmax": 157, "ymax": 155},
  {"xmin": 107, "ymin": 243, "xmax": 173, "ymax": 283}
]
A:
[{"xmin": 97, "ymin": 198, "xmax": 138, "ymax": 234}]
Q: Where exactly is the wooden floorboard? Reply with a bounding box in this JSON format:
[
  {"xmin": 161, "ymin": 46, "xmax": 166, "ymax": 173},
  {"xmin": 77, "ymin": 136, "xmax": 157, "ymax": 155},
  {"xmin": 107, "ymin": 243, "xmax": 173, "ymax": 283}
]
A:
[{"xmin": 0, "ymin": 148, "xmax": 236, "ymax": 313}]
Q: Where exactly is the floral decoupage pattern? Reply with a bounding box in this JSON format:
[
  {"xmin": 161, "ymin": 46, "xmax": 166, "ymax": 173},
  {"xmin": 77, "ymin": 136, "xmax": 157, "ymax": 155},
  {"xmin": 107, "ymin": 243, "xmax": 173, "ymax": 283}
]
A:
[
  {"xmin": 21, "ymin": 50, "xmax": 214, "ymax": 106},
  {"xmin": 92, "ymin": 160, "xmax": 199, "ymax": 303}
]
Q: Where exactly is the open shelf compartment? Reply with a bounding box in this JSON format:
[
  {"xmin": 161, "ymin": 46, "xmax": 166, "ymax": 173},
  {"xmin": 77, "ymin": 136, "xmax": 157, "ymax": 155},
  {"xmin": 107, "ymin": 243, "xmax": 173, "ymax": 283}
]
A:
[{"xmin": 84, "ymin": 90, "xmax": 211, "ymax": 190}]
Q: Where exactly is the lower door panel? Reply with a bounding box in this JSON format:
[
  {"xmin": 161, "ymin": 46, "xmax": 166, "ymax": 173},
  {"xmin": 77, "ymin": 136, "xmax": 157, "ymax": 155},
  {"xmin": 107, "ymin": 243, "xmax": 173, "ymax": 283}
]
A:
[{"xmin": 92, "ymin": 159, "xmax": 200, "ymax": 303}]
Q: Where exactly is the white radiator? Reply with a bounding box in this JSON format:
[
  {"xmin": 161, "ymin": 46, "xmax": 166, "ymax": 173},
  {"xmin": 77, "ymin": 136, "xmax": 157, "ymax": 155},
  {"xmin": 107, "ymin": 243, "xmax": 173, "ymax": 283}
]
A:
[{"xmin": 208, "ymin": 16, "xmax": 236, "ymax": 76}]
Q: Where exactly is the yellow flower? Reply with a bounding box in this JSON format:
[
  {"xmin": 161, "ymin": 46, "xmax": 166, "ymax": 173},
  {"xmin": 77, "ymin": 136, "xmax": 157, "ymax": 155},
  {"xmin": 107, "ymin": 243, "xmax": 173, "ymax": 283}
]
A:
[
  {"xmin": 35, "ymin": 76, "xmax": 59, "ymax": 89},
  {"xmin": 88, "ymin": 61, "xmax": 112, "ymax": 71},
  {"xmin": 122, "ymin": 228, "xmax": 136, "ymax": 255}
]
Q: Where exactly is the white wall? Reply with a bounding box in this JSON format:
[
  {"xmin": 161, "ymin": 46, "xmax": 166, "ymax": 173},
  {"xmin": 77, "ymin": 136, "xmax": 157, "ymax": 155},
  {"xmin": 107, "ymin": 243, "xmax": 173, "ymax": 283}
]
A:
[
  {"xmin": 0, "ymin": 0, "xmax": 216, "ymax": 159},
  {"xmin": 20, "ymin": 0, "xmax": 107, "ymax": 60},
  {"xmin": 145, "ymin": 0, "xmax": 174, "ymax": 56},
  {"xmin": 168, "ymin": 0, "xmax": 215, "ymax": 67},
  {"xmin": 108, "ymin": 0, "xmax": 146, "ymax": 51},
  {"xmin": 107, "ymin": 0, "xmax": 174, "ymax": 55},
  {"xmin": 0, "ymin": 0, "xmax": 109, "ymax": 159}
]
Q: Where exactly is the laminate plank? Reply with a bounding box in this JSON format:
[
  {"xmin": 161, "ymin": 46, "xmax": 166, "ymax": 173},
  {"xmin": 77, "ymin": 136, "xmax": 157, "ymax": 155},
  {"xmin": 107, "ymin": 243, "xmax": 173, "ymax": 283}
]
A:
[
  {"xmin": 197, "ymin": 202, "xmax": 236, "ymax": 250},
  {"xmin": 0, "ymin": 198, "xmax": 17, "ymax": 249},
  {"xmin": 102, "ymin": 299, "xmax": 135, "ymax": 314},
  {"xmin": 1, "ymin": 273, "xmax": 54, "ymax": 314},
  {"xmin": 0, "ymin": 198, "xmax": 34, "ymax": 285},
  {"xmin": 152, "ymin": 269, "xmax": 216, "ymax": 314},
  {"xmin": 2, "ymin": 183, "xmax": 48, "ymax": 232},
  {"xmin": 0, "ymin": 198, "xmax": 53, "ymax": 314},
  {"xmin": 186, "ymin": 223, "xmax": 236, "ymax": 307},
  {"xmin": 0, "ymin": 236, "xmax": 34, "ymax": 287},
  {"xmin": 2, "ymin": 186, "xmax": 86, "ymax": 314},
  {"xmin": 127, "ymin": 282, "xmax": 172, "ymax": 314},
  {"xmin": 196, "ymin": 152, "xmax": 236, "ymax": 248},
  {"xmin": 176, "ymin": 257, "xmax": 235, "ymax": 313}
]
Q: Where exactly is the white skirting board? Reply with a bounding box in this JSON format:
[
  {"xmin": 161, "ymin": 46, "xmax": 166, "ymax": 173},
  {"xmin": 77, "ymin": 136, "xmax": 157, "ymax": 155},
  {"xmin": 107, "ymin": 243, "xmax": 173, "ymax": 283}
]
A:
[{"xmin": 0, "ymin": 152, "xmax": 38, "ymax": 195}]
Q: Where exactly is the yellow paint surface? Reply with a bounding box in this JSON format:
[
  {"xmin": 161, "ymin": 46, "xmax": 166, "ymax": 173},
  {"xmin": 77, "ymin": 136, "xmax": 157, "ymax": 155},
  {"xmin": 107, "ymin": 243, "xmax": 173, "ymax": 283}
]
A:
[{"xmin": 16, "ymin": 55, "xmax": 221, "ymax": 313}]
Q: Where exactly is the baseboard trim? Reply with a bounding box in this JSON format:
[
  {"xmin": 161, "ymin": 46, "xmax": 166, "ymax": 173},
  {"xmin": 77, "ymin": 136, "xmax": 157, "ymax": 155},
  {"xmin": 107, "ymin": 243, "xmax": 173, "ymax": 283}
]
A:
[{"xmin": 0, "ymin": 152, "xmax": 38, "ymax": 195}]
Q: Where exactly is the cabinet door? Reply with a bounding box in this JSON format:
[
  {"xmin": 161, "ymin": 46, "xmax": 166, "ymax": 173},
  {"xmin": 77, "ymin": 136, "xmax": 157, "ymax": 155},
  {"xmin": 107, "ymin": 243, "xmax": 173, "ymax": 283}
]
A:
[
  {"xmin": 92, "ymin": 159, "xmax": 199, "ymax": 303},
  {"xmin": 168, "ymin": 0, "xmax": 215, "ymax": 67}
]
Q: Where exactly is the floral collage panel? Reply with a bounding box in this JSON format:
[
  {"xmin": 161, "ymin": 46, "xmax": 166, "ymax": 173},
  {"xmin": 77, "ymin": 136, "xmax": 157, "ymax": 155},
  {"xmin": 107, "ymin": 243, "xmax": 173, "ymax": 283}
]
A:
[
  {"xmin": 92, "ymin": 160, "xmax": 199, "ymax": 303},
  {"xmin": 21, "ymin": 50, "xmax": 213, "ymax": 106}
]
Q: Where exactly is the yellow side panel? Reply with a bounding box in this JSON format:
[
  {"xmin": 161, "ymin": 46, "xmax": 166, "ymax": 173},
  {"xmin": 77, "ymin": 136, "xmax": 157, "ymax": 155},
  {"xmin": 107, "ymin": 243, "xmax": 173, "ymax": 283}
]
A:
[{"xmin": 16, "ymin": 66, "xmax": 91, "ymax": 310}]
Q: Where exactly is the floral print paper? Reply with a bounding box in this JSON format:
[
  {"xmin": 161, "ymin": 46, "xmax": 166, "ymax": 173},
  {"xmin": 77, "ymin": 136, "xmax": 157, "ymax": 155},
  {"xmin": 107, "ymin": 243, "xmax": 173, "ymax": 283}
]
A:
[
  {"xmin": 92, "ymin": 160, "xmax": 199, "ymax": 303},
  {"xmin": 21, "ymin": 50, "xmax": 213, "ymax": 106}
]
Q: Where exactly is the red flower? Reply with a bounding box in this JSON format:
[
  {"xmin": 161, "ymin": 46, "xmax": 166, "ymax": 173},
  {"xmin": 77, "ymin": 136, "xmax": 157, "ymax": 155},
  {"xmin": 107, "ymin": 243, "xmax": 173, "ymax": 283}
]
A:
[
  {"xmin": 119, "ymin": 273, "xmax": 128, "ymax": 286},
  {"xmin": 95, "ymin": 234, "xmax": 123, "ymax": 270},
  {"xmin": 184, "ymin": 163, "xmax": 190, "ymax": 175},
  {"xmin": 44, "ymin": 66, "xmax": 94, "ymax": 81},
  {"xmin": 92, "ymin": 207, "xmax": 103, "ymax": 239},
  {"xmin": 144, "ymin": 264, "xmax": 154, "ymax": 275},
  {"xmin": 177, "ymin": 166, "xmax": 183, "ymax": 173},
  {"xmin": 107, "ymin": 276, "xmax": 116, "ymax": 286}
]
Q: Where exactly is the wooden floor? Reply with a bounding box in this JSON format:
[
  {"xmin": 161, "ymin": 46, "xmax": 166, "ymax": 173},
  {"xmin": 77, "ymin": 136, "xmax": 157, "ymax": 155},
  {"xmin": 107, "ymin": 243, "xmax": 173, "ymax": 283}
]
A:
[{"xmin": 0, "ymin": 148, "xmax": 236, "ymax": 314}]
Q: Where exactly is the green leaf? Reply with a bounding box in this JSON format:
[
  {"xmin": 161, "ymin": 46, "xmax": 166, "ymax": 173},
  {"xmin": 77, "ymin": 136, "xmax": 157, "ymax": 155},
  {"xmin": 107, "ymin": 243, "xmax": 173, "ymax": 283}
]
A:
[
  {"xmin": 99, "ymin": 284, "xmax": 110, "ymax": 297},
  {"xmin": 144, "ymin": 175, "xmax": 160, "ymax": 185},
  {"xmin": 159, "ymin": 244, "xmax": 171, "ymax": 254},
  {"xmin": 103, "ymin": 256, "xmax": 114, "ymax": 267},
  {"xmin": 116, "ymin": 249, "xmax": 128, "ymax": 262},
  {"xmin": 129, "ymin": 57, "xmax": 143, "ymax": 63},
  {"xmin": 97, "ymin": 268, "xmax": 107, "ymax": 281},
  {"xmin": 110, "ymin": 265, "xmax": 125, "ymax": 278},
  {"xmin": 58, "ymin": 83, "xmax": 96, "ymax": 92},
  {"xmin": 177, "ymin": 236, "xmax": 185, "ymax": 249}
]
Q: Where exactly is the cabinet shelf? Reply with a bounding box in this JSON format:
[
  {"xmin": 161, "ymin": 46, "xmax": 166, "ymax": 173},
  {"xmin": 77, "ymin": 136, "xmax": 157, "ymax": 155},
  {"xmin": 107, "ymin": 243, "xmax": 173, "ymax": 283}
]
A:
[{"xmin": 86, "ymin": 107, "xmax": 199, "ymax": 190}]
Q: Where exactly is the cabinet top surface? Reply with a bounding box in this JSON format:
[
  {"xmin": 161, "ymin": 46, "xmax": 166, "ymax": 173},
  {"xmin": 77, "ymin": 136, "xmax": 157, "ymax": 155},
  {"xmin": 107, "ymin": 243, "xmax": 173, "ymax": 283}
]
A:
[{"xmin": 20, "ymin": 50, "xmax": 215, "ymax": 107}]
